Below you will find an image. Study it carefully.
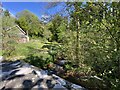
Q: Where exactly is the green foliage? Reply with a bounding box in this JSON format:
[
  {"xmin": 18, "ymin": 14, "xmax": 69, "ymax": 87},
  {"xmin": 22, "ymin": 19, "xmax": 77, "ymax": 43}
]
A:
[
  {"xmin": 43, "ymin": 23, "xmax": 52, "ymax": 41},
  {"xmin": 47, "ymin": 14, "xmax": 67, "ymax": 43},
  {"xmin": 4, "ymin": 10, "xmax": 10, "ymax": 17},
  {"xmin": 62, "ymin": 2, "xmax": 120, "ymax": 89},
  {"xmin": 2, "ymin": 11, "xmax": 17, "ymax": 58},
  {"xmin": 2, "ymin": 2, "xmax": 120, "ymax": 89},
  {"xmin": 16, "ymin": 10, "xmax": 44, "ymax": 38},
  {"xmin": 23, "ymin": 53, "xmax": 52, "ymax": 68},
  {"xmin": 2, "ymin": 16, "xmax": 15, "ymax": 30},
  {"xmin": 42, "ymin": 42, "xmax": 63, "ymax": 62}
]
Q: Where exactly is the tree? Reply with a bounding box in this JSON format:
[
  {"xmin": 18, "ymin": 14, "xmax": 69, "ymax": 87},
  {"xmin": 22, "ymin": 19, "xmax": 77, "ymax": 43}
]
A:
[
  {"xmin": 4, "ymin": 10, "xmax": 10, "ymax": 17},
  {"xmin": 2, "ymin": 10, "xmax": 17, "ymax": 58},
  {"xmin": 64, "ymin": 2, "xmax": 84, "ymax": 66},
  {"xmin": 47, "ymin": 14, "xmax": 67, "ymax": 43},
  {"xmin": 78, "ymin": 2, "xmax": 120, "ymax": 89},
  {"xmin": 60, "ymin": 2, "xmax": 120, "ymax": 89},
  {"xmin": 16, "ymin": 10, "xmax": 44, "ymax": 37}
]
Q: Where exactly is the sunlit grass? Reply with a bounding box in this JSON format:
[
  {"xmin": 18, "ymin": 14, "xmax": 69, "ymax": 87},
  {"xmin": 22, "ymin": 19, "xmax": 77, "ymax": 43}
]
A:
[
  {"xmin": 0, "ymin": 50, "xmax": 2, "ymax": 56},
  {"xmin": 9, "ymin": 39, "xmax": 45, "ymax": 59}
]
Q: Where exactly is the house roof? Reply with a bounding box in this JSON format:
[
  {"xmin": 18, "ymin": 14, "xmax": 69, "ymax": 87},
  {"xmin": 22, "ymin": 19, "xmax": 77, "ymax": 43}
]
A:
[{"xmin": 6, "ymin": 25, "xmax": 27, "ymax": 35}]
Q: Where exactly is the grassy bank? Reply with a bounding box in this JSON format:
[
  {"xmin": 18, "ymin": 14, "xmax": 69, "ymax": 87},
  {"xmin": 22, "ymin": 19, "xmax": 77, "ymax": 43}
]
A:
[{"xmin": 5, "ymin": 39, "xmax": 49, "ymax": 60}]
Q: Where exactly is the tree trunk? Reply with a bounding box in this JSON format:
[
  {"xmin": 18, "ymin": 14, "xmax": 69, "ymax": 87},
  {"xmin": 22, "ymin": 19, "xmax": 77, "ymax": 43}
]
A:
[{"xmin": 75, "ymin": 17, "xmax": 80, "ymax": 66}]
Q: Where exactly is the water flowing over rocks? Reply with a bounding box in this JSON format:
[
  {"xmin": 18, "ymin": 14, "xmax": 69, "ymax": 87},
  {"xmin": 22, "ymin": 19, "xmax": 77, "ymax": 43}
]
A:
[{"xmin": 0, "ymin": 60, "xmax": 86, "ymax": 90}]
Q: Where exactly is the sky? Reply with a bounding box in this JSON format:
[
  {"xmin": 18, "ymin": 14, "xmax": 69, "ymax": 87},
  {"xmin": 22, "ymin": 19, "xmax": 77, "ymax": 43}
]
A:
[{"xmin": 2, "ymin": 2, "xmax": 65, "ymax": 19}]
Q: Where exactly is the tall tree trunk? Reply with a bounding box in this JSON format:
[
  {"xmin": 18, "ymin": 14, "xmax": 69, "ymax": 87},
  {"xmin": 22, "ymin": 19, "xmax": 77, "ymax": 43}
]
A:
[
  {"xmin": 74, "ymin": 3, "xmax": 81, "ymax": 66},
  {"xmin": 75, "ymin": 17, "xmax": 80, "ymax": 66}
]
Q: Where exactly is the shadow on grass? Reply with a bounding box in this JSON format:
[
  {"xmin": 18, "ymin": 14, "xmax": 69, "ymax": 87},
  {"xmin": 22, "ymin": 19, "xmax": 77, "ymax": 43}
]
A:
[
  {"xmin": 27, "ymin": 46, "xmax": 47, "ymax": 54},
  {"xmin": 22, "ymin": 54, "xmax": 51, "ymax": 69}
]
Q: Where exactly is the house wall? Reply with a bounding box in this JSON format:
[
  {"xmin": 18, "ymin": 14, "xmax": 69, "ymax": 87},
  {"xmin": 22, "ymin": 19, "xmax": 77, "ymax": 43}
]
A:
[
  {"xmin": 7, "ymin": 26, "xmax": 29, "ymax": 43},
  {"xmin": 18, "ymin": 37, "xmax": 28, "ymax": 43}
]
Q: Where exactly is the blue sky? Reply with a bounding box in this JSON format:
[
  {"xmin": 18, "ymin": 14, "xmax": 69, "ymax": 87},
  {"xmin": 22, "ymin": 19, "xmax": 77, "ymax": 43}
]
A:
[{"xmin": 2, "ymin": 2, "xmax": 65, "ymax": 19}]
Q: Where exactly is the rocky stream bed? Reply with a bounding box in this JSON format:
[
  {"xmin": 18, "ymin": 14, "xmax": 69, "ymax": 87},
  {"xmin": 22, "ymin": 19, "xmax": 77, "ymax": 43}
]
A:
[{"xmin": 0, "ymin": 60, "xmax": 86, "ymax": 90}]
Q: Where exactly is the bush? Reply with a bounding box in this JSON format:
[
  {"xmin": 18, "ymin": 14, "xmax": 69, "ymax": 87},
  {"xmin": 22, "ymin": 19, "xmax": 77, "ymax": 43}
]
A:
[{"xmin": 23, "ymin": 53, "xmax": 52, "ymax": 68}]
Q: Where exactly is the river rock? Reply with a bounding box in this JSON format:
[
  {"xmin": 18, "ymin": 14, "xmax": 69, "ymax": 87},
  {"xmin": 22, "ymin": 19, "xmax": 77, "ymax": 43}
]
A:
[
  {"xmin": 0, "ymin": 60, "xmax": 86, "ymax": 90},
  {"xmin": 0, "ymin": 56, "xmax": 4, "ymax": 62}
]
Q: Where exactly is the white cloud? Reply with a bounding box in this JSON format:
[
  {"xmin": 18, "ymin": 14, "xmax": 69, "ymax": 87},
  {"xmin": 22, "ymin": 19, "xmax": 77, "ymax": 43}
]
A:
[
  {"xmin": 40, "ymin": 14, "xmax": 51, "ymax": 23},
  {"xmin": 41, "ymin": 14, "xmax": 50, "ymax": 19}
]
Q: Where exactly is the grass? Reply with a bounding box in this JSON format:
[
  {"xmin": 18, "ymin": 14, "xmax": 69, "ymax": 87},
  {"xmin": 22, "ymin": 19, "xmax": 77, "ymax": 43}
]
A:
[
  {"xmin": 6, "ymin": 39, "xmax": 48, "ymax": 60},
  {"xmin": 0, "ymin": 50, "xmax": 2, "ymax": 56}
]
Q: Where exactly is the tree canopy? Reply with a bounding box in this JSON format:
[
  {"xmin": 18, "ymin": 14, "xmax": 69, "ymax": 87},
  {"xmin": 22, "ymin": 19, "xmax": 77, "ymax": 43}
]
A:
[{"xmin": 16, "ymin": 10, "xmax": 44, "ymax": 37}]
